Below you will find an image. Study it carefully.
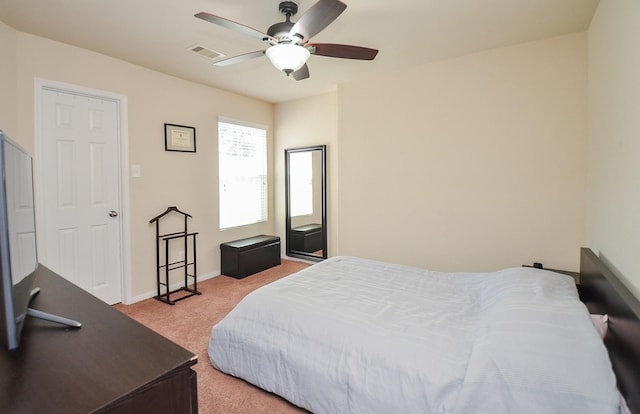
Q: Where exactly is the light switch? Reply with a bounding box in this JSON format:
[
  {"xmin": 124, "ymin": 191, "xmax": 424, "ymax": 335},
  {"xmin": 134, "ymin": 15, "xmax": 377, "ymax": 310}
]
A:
[{"xmin": 131, "ymin": 164, "xmax": 141, "ymax": 178}]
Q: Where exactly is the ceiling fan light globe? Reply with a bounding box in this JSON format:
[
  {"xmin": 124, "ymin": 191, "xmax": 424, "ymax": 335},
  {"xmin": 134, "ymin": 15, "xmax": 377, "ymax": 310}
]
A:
[{"xmin": 266, "ymin": 44, "xmax": 310, "ymax": 74}]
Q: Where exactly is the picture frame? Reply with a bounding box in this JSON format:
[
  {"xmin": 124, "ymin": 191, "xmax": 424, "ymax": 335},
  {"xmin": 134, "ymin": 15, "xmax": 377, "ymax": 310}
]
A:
[{"xmin": 164, "ymin": 123, "xmax": 196, "ymax": 153}]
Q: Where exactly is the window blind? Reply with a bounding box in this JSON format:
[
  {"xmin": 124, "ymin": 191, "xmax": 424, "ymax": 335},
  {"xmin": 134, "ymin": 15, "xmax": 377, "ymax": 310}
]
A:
[{"xmin": 218, "ymin": 121, "xmax": 267, "ymax": 229}]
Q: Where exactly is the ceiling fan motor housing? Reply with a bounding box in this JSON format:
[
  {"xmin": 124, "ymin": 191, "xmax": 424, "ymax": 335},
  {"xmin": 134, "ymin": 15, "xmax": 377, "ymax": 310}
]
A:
[
  {"xmin": 268, "ymin": 1, "xmax": 299, "ymax": 41},
  {"xmin": 267, "ymin": 21, "xmax": 295, "ymax": 40}
]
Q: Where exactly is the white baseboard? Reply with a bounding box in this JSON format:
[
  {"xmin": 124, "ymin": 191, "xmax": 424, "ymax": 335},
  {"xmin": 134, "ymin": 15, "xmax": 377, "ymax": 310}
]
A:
[
  {"xmin": 124, "ymin": 270, "xmax": 219, "ymax": 305},
  {"xmin": 123, "ymin": 258, "xmax": 315, "ymax": 305}
]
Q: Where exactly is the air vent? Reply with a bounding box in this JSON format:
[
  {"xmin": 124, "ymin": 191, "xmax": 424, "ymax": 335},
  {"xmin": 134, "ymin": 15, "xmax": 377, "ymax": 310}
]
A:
[{"xmin": 189, "ymin": 44, "xmax": 225, "ymax": 60}]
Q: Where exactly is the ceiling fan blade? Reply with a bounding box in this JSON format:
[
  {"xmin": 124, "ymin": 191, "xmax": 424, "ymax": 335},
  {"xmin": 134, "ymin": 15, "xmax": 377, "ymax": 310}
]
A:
[
  {"xmin": 213, "ymin": 50, "xmax": 265, "ymax": 67},
  {"xmin": 308, "ymin": 43, "xmax": 379, "ymax": 60},
  {"xmin": 292, "ymin": 64, "xmax": 310, "ymax": 81},
  {"xmin": 289, "ymin": 0, "xmax": 347, "ymax": 43},
  {"xmin": 195, "ymin": 12, "xmax": 275, "ymax": 43}
]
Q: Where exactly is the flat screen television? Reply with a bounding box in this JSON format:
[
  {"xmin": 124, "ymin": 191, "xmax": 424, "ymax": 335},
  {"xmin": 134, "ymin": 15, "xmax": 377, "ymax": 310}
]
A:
[{"xmin": 0, "ymin": 130, "xmax": 80, "ymax": 351}]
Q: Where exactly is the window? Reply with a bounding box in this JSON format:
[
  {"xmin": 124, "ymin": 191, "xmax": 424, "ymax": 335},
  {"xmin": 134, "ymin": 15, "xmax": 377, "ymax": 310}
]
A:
[{"xmin": 218, "ymin": 120, "xmax": 267, "ymax": 229}]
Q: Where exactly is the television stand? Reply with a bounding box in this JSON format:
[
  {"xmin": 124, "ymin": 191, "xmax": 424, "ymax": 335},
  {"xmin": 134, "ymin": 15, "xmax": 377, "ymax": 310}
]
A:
[{"xmin": 24, "ymin": 287, "xmax": 82, "ymax": 327}]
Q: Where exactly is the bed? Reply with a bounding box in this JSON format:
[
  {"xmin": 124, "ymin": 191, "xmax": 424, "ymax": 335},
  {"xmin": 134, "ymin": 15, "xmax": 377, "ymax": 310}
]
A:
[{"xmin": 208, "ymin": 248, "xmax": 640, "ymax": 413}]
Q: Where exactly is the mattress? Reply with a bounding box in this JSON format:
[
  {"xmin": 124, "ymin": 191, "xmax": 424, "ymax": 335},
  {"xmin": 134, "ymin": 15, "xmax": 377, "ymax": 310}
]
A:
[{"xmin": 208, "ymin": 256, "xmax": 621, "ymax": 413}]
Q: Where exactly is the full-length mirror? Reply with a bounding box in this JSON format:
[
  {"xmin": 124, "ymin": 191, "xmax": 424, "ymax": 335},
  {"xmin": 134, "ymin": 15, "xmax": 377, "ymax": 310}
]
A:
[{"xmin": 285, "ymin": 145, "xmax": 327, "ymax": 261}]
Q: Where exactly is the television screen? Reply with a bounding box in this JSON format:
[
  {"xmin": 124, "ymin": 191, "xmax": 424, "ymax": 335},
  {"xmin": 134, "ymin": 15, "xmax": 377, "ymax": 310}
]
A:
[{"xmin": 0, "ymin": 130, "xmax": 38, "ymax": 350}]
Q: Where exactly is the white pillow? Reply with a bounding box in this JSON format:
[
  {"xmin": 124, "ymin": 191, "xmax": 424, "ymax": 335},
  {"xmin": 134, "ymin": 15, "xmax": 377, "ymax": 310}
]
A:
[
  {"xmin": 590, "ymin": 314, "xmax": 609, "ymax": 339},
  {"xmin": 590, "ymin": 315, "xmax": 630, "ymax": 414},
  {"xmin": 620, "ymin": 392, "xmax": 632, "ymax": 414}
]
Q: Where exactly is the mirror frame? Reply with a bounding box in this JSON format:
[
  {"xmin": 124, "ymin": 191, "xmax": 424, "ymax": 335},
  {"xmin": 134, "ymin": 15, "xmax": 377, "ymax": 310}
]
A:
[{"xmin": 285, "ymin": 145, "xmax": 327, "ymax": 261}]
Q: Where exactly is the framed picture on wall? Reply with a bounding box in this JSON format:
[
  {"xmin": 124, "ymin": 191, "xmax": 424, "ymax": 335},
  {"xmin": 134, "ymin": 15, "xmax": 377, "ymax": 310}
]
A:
[{"xmin": 164, "ymin": 123, "xmax": 196, "ymax": 152}]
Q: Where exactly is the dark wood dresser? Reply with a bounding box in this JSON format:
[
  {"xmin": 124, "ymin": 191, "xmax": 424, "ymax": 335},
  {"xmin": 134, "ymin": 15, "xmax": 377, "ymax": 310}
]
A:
[{"xmin": 0, "ymin": 265, "xmax": 198, "ymax": 413}]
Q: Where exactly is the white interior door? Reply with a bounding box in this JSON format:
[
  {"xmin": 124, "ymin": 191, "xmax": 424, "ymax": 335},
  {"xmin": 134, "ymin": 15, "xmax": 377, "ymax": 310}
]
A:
[
  {"xmin": 37, "ymin": 87, "xmax": 123, "ymax": 304},
  {"xmin": 3, "ymin": 139, "xmax": 37, "ymax": 282}
]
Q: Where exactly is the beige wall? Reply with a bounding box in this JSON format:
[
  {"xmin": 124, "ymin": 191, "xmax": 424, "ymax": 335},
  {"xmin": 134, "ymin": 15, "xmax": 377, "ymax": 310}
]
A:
[
  {"xmin": 337, "ymin": 33, "xmax": 588, "ymax": 272},
  {"xmin": 274, "ymin": 92, "xmax": 338, "ymax": 257},
  {"xmin": 12, "ymin": 31, "xmax": 274, "ymax": 301},
  {"xmin": 0, "ymin": 20, "xmax": 17, "ymax": 137},
  {"xmin": 587, "ymin": 1, "xmax": 640, "ymax": 296},
  {"xmin": 8, "ymin": 11, "xmax": 636, "ymax": 300}
]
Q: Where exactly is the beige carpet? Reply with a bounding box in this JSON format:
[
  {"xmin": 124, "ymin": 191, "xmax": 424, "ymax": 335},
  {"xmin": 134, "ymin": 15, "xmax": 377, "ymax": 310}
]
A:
[{"xmin": 114, "ymin": 260, "xmax": 311, "ymax": 414}]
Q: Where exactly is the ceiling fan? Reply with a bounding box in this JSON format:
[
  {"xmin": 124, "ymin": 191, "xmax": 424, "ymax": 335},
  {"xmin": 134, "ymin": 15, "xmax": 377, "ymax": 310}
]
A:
[{"xmin": 195, "ymin": 0, "xmax": 379, "ymax": 80}]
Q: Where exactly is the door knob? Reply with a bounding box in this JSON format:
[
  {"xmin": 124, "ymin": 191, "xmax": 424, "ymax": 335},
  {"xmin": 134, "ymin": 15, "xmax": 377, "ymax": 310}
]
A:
[{"xmin": 108, "ymin": 210, "xmax": 119, "ymax": 218}]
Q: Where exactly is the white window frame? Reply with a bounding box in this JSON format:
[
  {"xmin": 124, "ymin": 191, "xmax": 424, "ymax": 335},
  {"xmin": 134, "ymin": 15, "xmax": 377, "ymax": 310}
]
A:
[{"xmin": 218, "ymin": 118, "xmax": 268, "ymax": 230}]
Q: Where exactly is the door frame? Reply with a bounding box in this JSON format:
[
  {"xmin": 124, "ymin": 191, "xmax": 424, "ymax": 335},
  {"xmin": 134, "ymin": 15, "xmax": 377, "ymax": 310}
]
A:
[{"xmin": 34, "ymin": 78, "xmax": 132, "ymax": 304}]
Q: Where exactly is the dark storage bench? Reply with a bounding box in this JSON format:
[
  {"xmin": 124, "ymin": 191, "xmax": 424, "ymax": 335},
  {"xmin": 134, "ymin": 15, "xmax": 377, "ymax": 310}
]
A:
[
  {"xmin": 220, "ymin": 235, "xmax": 281, "ymax": 279},
  {"xmin": 290, "ymin": 224, "xmax": 323, "ymax": 253}
]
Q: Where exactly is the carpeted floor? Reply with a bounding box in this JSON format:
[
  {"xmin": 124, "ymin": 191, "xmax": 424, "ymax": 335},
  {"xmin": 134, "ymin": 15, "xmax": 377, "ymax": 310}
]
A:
[{"xmin": 114, "ymin": 260, "xmax": 311, "ymax": 414}]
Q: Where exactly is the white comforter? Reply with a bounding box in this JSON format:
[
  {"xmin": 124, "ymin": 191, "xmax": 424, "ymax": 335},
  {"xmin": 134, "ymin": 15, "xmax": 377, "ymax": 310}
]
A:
[{"xmin": 209, "ymin": 256, "xmax": 621, "ymax": 414}]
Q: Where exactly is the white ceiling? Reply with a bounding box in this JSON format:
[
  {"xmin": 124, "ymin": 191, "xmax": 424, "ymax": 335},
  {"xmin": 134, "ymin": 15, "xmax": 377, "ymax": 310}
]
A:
[{"xmin": 0, "ymin": 0, "xmax": 599, "ymax": 103}]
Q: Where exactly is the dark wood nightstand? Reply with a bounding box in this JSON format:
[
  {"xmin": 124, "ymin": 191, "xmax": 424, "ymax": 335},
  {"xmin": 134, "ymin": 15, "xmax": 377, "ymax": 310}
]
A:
[
  {"xmin": 546, "ymin": 268, "xmax": 580, "ymax": 284},
  {"xmin": 523, "ymin": 264, "xmax": 580, "ymax": 283}
]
